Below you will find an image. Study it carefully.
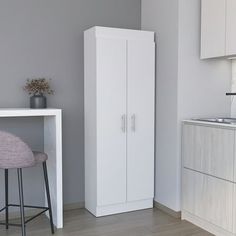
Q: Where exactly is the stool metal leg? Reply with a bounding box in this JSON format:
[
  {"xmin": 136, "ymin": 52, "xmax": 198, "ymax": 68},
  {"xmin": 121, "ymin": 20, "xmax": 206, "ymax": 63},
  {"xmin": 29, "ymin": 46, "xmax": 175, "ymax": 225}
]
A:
[
  {"xmin": 43, "ymin": 162, "xmax": 55, "ymax": 234},
  {"xmin": 17, "ymin": 168, "xmax": 26, "ymax": 236},
  {"xmin": 5, "ymin": 169, "xmax": 9, "ymax": 229}
]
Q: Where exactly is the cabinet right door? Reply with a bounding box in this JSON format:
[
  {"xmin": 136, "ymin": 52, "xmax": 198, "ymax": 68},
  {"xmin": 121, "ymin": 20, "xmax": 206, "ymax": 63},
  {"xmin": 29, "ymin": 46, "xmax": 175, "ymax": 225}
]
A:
[
  {"xmin": 127, "ymin": 40, "xmax": 155, "ymax": 202},
  {"xmin": 226, "ymin": 0, "xmax": 236, "ymax": 55}
]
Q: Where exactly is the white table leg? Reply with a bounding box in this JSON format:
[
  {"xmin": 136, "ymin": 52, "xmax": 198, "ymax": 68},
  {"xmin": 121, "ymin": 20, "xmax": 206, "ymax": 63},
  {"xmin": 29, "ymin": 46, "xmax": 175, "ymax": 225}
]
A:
[{"xmin": 44, "ymin": 112, "xmax": 63, "ymax": 228}]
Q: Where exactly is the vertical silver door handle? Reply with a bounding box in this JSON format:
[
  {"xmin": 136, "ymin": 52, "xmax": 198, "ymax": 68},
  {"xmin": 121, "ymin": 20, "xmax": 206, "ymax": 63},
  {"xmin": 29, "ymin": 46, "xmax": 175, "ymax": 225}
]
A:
[
  {"xmin": 121, "ymin": 114, "xmax": 126, "ymax": 132},
  {"xmin": 131, "ymin": 114, "xmax": 136, "ymax": 132}
]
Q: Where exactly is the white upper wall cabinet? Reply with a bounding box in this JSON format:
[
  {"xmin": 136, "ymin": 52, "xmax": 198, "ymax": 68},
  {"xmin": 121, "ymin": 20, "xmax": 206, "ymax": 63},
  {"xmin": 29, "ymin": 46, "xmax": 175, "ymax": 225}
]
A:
[
  {"xmin": 226, "ymin": 0, "xmax": 236, "ymax": 55},
  {"xmin": 201, "ymin": 0, "xmax": 236, "ymax": 59},
  {"xmin": 201, "ymin": 0, "xmax": 226, "ymax": 59}
]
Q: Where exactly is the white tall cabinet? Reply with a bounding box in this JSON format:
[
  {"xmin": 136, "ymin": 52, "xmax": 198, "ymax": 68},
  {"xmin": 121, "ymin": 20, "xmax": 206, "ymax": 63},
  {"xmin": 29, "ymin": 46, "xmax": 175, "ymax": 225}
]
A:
[{"xmin": 84, "ymin": 26, "xmax": 155, "ymax": 217}]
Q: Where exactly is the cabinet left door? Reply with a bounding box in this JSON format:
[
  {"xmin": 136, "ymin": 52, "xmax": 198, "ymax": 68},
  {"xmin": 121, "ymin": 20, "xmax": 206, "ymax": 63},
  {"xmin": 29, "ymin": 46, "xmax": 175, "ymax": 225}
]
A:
[{"xmin": 96, "ymin": 37, "xmax": 127, "ymax": 206}]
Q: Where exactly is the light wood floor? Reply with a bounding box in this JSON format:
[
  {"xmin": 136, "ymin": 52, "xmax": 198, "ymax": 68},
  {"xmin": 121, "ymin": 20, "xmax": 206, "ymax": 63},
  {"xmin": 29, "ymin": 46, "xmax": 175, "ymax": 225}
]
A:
[{"xmin": 0, "ymin": 208, "xmax": 213, "ymax": 236}]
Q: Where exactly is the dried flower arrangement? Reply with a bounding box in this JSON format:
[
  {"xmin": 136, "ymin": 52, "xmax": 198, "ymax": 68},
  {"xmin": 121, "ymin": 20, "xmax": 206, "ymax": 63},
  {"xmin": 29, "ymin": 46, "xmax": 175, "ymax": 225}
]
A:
[{"xmin": 24, "ymin": 78, "xmax": 54, "ymax": 95}]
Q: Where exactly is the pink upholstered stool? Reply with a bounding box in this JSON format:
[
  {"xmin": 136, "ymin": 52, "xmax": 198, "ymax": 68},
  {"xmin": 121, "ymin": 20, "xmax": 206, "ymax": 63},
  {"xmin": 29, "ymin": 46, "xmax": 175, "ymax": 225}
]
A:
[{"xmin": 0, "ymin": 131, "xmax": 54, "ymax": 236}]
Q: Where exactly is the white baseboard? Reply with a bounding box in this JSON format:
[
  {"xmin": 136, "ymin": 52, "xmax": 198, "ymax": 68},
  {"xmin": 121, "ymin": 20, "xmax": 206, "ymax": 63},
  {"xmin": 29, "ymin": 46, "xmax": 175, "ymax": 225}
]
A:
[
  {"xmin": 154, "ymin": 201, "xmax": 181, "ymax": 219},
  {"xmin": 2, "ymin": 201, "xmax": 182, "ymax": 221},
  {"xmin": 64, "ymin": 202, "xmax": 85, "ymax": 211}
]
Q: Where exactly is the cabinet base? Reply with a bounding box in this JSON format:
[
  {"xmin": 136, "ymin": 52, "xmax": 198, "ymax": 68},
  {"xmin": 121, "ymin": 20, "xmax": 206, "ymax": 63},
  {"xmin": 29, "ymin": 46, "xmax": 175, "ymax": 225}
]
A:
[
  {"xmin": 182, "ymin": 210, "xmax": 234, "ymax": 236},
  {"xmin": 86, "ymin": 199, "xmax": 153, "ymax": 217}
]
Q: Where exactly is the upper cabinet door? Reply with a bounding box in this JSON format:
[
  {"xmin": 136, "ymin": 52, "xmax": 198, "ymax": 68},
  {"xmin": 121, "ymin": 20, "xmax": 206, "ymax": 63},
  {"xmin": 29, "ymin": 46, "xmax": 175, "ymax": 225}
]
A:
[
  {"xmin": 96, "ymin": 37, "xmax": 127, "ymax": 206},
  {"xmin": 127, "ymin": 40, "xmax": 155, "ymax": 202},
  {"xmin": 201, "ymin": 0, "xmax": 226, "ymax": 59},
  {"xmin": 226, "ymin": 0, "xmax": 236, "ymax": 55}
]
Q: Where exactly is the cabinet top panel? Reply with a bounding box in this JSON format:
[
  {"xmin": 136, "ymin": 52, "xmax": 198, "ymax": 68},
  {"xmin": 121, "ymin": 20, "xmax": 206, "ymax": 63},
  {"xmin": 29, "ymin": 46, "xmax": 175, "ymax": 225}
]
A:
[{"xmin": 84, "ymin": 26, "xmax": 155, "ymax": 41}]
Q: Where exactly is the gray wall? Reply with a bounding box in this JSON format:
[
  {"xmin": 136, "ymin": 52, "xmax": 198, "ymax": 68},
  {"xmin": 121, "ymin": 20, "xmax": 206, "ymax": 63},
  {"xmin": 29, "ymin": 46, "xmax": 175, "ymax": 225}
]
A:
[
  {"xmin": 177, "ymin": 0, "xmax": 231, "ymax": 210},
  {"xmin": 141, "ymin": 0, "xmax": 180, "ymax": 211},
  {"xmin": 0, "ymin": 0, "xmax": 141, "ymax": 205},
  {"xmin": 178, "ymin": 0, "xmax": 231, "ymax": 119},
  {"xmin": 142, "ymin": 0, "xmax": 231, "ymax": 212}
]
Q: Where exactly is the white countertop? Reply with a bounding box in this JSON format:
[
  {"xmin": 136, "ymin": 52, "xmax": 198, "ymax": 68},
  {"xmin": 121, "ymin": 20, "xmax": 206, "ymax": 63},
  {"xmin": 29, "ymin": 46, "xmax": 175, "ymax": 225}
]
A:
[
  {"xmin": 183, "ymin": 119, "xmax": 236, "ymax": 129},
  {"xmin": 0, "ymin": 108, "xmax": 61, "ymax": 117}
]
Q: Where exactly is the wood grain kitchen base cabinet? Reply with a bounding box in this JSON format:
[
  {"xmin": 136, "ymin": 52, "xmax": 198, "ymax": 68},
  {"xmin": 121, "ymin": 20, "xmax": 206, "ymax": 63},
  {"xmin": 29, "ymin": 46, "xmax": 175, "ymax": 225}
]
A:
[{"xmin": 182, "ymin": 122, "xmax": 236, "ymax": 236}]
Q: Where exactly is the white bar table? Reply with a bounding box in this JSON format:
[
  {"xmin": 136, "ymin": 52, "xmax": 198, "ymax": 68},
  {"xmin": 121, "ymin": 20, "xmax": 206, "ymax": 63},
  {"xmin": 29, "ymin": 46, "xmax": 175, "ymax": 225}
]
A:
[{"xmin": 0, "ymin": 108, "xmax": 63, "ymax": 228}]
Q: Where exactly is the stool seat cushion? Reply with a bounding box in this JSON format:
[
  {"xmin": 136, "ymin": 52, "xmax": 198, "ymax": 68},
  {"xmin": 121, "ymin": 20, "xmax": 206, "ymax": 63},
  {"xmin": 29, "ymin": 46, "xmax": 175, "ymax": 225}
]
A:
[
  {"xmin": 33, "ymin": 151, "xmax": 48, "ymax": 163},
  {"xmin": 0, "ymin": 131, "xmax": 35, "ymax": 169}
]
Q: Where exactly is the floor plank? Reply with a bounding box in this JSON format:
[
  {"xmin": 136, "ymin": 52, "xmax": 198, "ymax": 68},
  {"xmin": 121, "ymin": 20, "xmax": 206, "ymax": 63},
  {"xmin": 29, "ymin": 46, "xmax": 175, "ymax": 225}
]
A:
[{"xmin": 0, "ymin": 208, "xmax": 213, "ymax": 236}]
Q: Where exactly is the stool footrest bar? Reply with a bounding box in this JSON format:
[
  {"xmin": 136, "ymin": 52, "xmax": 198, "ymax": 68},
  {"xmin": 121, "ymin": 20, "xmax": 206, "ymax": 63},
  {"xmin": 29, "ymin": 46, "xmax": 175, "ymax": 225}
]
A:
[
  {"xmin": 0, "ymin": 222, "xmax": 22, "ymax": 227},
  {"xmin": 8, "ymin": 204, "xmax": 48, "ymax": 210},
  {"xmin": 0, "ymin": 204, "xmax": 49, "ymax": 228},
  {"xmin": 0, "ymin": 207, "xmax": 6, "ymax": 213},
  {"xmin": 25, "ymin": 209, "xmax": 48, "ymax": 224}
]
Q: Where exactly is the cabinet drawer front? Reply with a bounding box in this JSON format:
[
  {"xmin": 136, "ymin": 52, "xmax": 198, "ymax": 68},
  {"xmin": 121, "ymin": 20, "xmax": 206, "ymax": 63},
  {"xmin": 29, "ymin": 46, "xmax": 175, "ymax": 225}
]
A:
[
  {"xmin": 183, "ymin": 124, "xmax": 234, "ymax": 181},
  {"xmin": 182, "ymin": 168, "xmax": 233, "ymax": 232}
]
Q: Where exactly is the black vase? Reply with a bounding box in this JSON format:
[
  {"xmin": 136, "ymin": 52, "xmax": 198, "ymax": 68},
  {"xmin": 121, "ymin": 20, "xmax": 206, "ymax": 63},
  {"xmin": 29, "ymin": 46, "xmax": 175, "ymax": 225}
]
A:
[{"xmin": 30, "ymin": 94, "xmax": 47, "ymax": 109}]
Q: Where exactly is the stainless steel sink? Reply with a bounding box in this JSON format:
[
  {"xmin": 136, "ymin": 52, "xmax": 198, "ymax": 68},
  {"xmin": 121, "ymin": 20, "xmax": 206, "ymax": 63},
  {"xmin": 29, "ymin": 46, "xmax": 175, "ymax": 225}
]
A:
[{"xmin": 194, "ymin": 118, "xmax": 236, "ymax": 124}]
